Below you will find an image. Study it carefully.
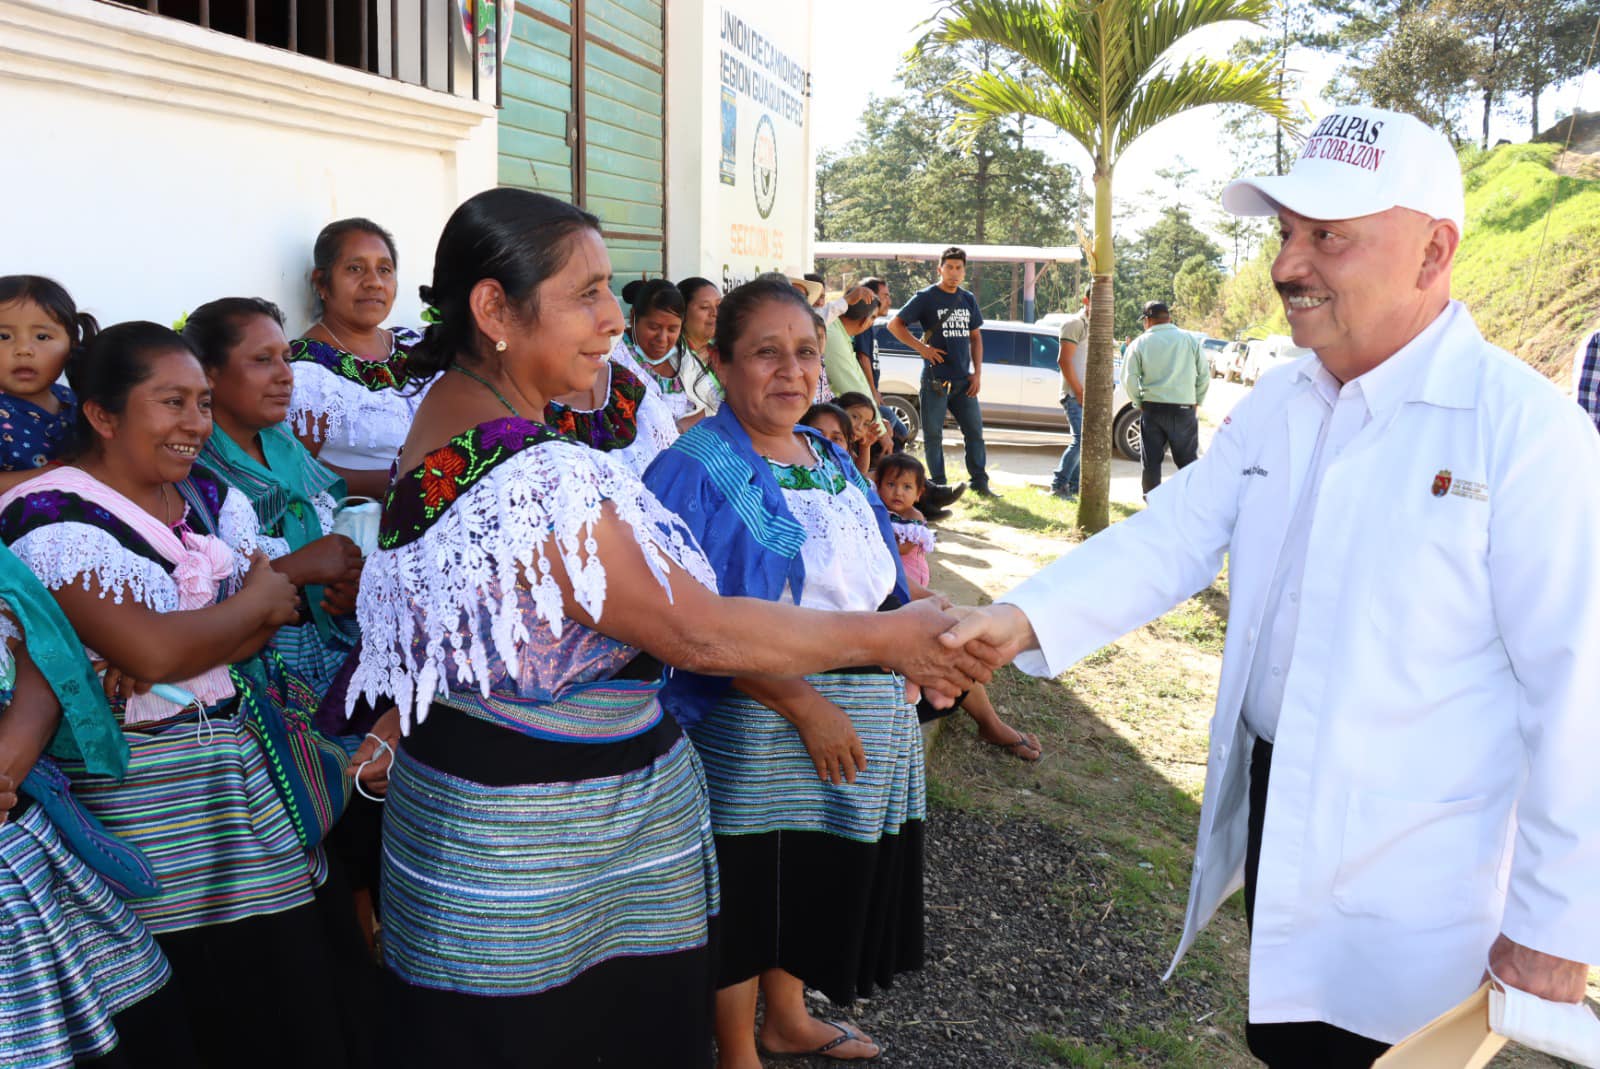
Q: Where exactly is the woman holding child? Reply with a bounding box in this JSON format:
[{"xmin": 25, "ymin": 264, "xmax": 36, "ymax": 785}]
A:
[
  {"xmin": 347, "ymin": 189, "xmax": 982, "ymax": 1067},
  {"xmin": 643, "ymin": 278, "xmax": 929, "ymax": 1066}
]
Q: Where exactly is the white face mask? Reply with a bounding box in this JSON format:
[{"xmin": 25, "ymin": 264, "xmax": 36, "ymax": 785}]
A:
[
  {"xmin": 1488, "ymin": 967, "xmax": 1600, "ymax": 1065},
  {"xmin": 332, "ymin": 497, "xmax": 382, "ymax": 557}
]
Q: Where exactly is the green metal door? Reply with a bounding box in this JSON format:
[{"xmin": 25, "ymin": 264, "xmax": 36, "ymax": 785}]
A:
[{"xmin": 498, "ymin": 0, "xmax": 665, "ymax": 283}]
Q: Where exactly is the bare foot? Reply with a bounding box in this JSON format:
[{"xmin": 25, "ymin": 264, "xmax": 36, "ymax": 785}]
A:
[
  {"xmin": 978, "ymin": 720, "xmax": 1042, "ymax": 762},
  {"xmin": 759, "ymin": 1017, "xmax": 880, "ymax": 1061}
]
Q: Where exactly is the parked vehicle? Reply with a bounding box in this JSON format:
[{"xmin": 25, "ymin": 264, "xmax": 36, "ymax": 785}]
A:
[
  {"xmin": 1199, "ymin": 336, "xmax": 1227, "ymax": 377},
  {"xmin": 1241, "ymin": 334, "xmax": 1314, "ymax": 385},
  {"xmin": 871, "ymin": 317, "xmax": 1143, "ymax": 461},
  {"xmin": 1219, "ymin": 340, "xmax": 1250, "ymax": 383}
]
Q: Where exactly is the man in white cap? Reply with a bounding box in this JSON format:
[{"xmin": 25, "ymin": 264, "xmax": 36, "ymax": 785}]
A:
[{"xmin": 939, "ymin": 106, "xmax": 1600, "ymax": 1065}]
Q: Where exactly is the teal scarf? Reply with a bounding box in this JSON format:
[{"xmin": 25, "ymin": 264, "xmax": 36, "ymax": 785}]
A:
[
  {"xmin": 0, "ymin": 545, "xmax": 127, "ymax": 778},
  {"xmin": 200, "ymin": 423, "xmax": 347, "ymax": 643}
]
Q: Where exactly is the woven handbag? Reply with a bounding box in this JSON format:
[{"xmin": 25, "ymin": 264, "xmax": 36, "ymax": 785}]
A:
[{"xmin": 231, "ymin": 651, "xmax": 355, "ymax": 850}]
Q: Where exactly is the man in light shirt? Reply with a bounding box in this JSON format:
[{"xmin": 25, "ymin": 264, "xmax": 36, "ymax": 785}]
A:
[
  {"xmin": 1122, "ymin": 300, "xmax": 1209, "ymax": 496},
  {"xmin": 942, "ymin": 106, "xmax": 1600, "ymax": 1066}
]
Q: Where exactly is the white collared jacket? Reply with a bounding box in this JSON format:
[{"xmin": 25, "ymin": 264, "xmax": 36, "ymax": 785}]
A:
[{"xmin": 1001, "ymin": 302, "xmax": 1600, "ymax": 1042}]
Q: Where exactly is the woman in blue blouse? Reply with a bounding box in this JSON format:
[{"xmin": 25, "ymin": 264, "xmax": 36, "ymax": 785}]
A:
[{"xmin": 645, "ymin": 279, "xmax": 927, "ymax": 1067}]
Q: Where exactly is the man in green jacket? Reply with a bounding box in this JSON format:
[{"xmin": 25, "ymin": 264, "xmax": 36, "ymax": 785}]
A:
[{"xmin": 1124, "ymin": 300, "xmax": 1209, "ymax": 495}]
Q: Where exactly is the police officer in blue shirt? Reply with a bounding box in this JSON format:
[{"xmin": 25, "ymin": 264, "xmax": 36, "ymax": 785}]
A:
[{"xmin": 888, "ymin": 247, "xmax": 993, "ymax": 498}]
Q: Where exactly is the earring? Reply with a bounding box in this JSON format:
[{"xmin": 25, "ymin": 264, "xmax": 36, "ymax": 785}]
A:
[{"xmin": 495, "ymin": 339, "xmax": 508, "ymax": 352}]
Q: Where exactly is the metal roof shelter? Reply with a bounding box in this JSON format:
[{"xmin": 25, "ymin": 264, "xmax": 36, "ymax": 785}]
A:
[{"xmin": 813, "ymin": 241, "xmax": 1082, "ymax": 322}]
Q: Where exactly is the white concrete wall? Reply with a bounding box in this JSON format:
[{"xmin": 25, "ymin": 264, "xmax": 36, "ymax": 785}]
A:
[{"xmin": 0, "ymin": 0, "xmax": 498, "ymax": 332}]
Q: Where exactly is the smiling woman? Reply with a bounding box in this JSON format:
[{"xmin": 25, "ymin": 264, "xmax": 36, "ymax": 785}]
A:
[
  {"xmin": 184, "ymin": 298, "xmax": 368, "ymax": 694},
  {"xmin": 288, "ymin": 218, "xmax": 432, "ymax": 499},
  {"xmin": 643, "ymin": 280, "xmax": 927, "ymax": 1067},
  {"xmin": 349, "ymin": 189, "xmax": 988, "ymax": 1068},
  {"xmin": 0, "ymin": 322, "xmax": 380, "ymax": 1067}
]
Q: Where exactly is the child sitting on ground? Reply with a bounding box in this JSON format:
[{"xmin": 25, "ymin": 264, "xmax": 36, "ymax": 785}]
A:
[{"xmin": 874, "ymin": 453, "xmax": 1042, "ymax": 762}]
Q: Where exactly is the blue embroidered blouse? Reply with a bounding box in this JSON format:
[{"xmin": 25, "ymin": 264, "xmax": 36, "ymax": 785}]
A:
[{"xmin": 643, "ymin": 404, "xmax": 909, "ymax": 726}]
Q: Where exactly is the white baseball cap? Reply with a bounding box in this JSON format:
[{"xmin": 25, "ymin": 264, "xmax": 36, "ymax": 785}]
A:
[{"xmin": 1222, "ymin": 106, "xmax": 1465, "ymax": 230}]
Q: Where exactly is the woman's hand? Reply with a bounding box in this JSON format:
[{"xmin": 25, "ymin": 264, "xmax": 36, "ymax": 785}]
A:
[
  {"xmin": 241, "ymin": 550, "xmax": 302, "ymax": 627},
  {"xmin": 278, "ymin": 534, "xmax": 363, "ymax": 588},
  {"xmin": 347, "ymin": 707, "xmax": 401, "ymax": 798},
  {"xmin": 791, "ymin": 694, "xmax": 868, "ymax": 785},
  {"xmin": 320, "ymin": 577, "xmax": 360, "ymax": 617},
  {"xmin": 0, "ymin": 771, "xmax": 16, "ymax": 825},
  {"xmin": 91, "ymin": 660, "xmax": 151, "ymax": 703}
]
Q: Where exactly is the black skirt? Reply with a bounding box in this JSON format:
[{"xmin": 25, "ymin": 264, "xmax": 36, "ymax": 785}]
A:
[
  {"xmin": 713, "ymin": 823, "xmax": 925, "ymax": 1004},
  {"xmin": 153, "ymin": 888, "xmax": 376, "ymax": 1069}
]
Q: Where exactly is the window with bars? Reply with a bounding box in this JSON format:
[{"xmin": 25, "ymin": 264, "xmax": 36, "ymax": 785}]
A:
[{"xmin": 107, "ymin": 0, "xmax": 502, "ymax": 105}]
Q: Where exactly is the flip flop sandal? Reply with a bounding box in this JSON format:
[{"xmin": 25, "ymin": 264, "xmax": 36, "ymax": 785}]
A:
[
  {"xmin": 985, "ymin": 728, "xmax": 1043, "ymax": 762},
  {"xmin": 761, "ymin": 1020, "xmax": 882, "ymax": 1062}
]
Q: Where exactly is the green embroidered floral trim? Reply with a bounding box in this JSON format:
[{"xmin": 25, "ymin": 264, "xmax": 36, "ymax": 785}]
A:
[{"xmin": 765, "ymin": 442, "xmax": 847, "ymax": 494}]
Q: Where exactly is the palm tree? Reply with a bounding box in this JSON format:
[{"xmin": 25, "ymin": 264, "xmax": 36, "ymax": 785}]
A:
[{"xmin": 919, "ymin": 0, "xmax": 1291, "ymax": 532}]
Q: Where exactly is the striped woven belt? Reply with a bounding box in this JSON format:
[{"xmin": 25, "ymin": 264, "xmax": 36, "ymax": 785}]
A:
[{"xmin": 434, "ymin": 676, "xmax": 665, "ymax": 744}]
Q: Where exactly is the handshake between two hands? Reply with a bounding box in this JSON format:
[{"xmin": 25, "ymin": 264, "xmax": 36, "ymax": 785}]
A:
[{"xmin": 887, "ymin": 598, "xmax": 1038, "ymax": 708}]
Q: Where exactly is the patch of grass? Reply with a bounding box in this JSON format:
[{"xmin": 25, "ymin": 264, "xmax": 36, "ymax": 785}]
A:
[
  {"xmin": 957, "ymin": 485, "xmax": 1080, "ymax": 535},
  {"xmin": 924, "ymin": 515, "xmax": 1255, "ymax": 1065},
  {"xmin": 951, "ymin": 485, "xmax": 1141, "ymax": 537},
  {"xmin": 1031, "ymin": 1017, "xmax": 1234, "ymax": 1067},
  {"xmin": 1030, "ymin": 1032, "xmax": 1120, "ymax": 1067},
  {"xmin": 1150, "ymin": 596, "xmax": 1227, "ymax": 655},
  {"xmin": 1452, "ymin": 141, "xmax": 1600, "ymax": 381}
]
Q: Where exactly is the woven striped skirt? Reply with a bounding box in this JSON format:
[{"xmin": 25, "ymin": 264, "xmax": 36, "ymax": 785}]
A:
[
  {"xmin": 57, "ymin": 704, "xmax": 320, "ymax": 934},
  {"xmin": 378, "ymin": 681, "xmax": 720, "ymax": 1067},
  {"xmin": 270, "ymin": 616, "xmax": 357, "ymax": 696},
  {"xmin": 688, "ymin": 670, "xmax": 926, "ymax": 1003},
  {"xmin": 0, "ymin": 802, "xmax": 172, "ymax": 1067}
]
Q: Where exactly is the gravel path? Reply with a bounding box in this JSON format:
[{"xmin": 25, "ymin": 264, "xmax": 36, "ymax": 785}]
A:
[{"xmin": 789, "ymin": 806, "xmax": 1207, "ymax": 1068}]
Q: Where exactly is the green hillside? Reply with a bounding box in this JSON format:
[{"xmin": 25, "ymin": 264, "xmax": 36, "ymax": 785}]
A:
[{"xmin": 1455, "ymin": 141, "xmax": 1600, "ymax": 382}]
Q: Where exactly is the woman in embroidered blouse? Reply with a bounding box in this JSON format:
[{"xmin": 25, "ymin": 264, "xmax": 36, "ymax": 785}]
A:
[
  {"xmin": 350, "ymin": 188, "xmax": 988, "ymax": 1068},
  {"xmin": 0, "ymin": 546, "xmax": 202, "ymax": 1068},
  {"xmin": 679, "ymin": 275, "xmax": 720, "ymax": 365},
  {"xmin": 289, "ymin": 217, "xmax": 429, "ymax": 500},
  {"xmin": 182, "ymin": 297, "xmax": 367, "ymax": 693},
  {"xmin": 0, "ymin": 322, "xmax": 380, "ymax": 1068},
  {"xmin": 643, "ymin": 279, "xmax": 928, "ymax": 1068},
  {"xmin": 543, "ymin": 357, "xmax": 680, "ymax": 476},
  {"xmin": 610, "ymin": 277, "xmax": 722, "ymax": 431}
]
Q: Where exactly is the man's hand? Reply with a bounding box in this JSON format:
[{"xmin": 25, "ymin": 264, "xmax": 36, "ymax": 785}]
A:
[
  {"xmin": 880, "ymin": 597, "xmax": 996, "ymax": 704},
  {"xmin": 967, "ymin": 370, "xmax": 982, "ymax": 398},
  {"xmin": 938, "ymin": 603, "xmax": 1038, "ymax": 668},
  {"xmin": 1487, "ymin": 934, "xmax": 1590, "ymax": 1004},
  {"xmin": 921, "ymin": 342, "xmax": 947, "ymax": 365}
]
